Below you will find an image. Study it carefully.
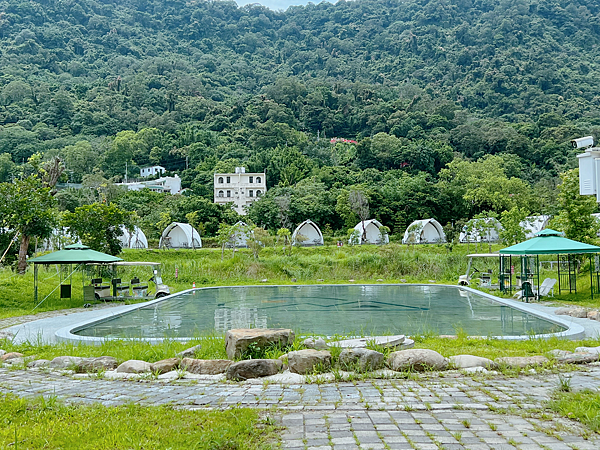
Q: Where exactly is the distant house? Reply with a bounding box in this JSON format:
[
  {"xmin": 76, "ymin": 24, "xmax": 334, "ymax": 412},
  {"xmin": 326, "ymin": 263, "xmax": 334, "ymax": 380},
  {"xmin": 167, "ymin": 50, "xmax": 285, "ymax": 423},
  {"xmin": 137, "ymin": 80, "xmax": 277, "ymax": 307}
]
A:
[
  {"xmin": 292, "ymin": 220, "xmax": 324, "ymax": 246},
  {"xmin": 140, "ymin": 166, "xmax": 166, "ymax": 177},
  {"xmin": 214, "ymin": 167, "xmax": 267, "ymax": 215},
  {"xmin": 402, "ymin": 219, "xmax": 446, "ymax": 244},
  {"xmin": 118, "ymin": 175, "xmax": 181, "ymax": 195}
]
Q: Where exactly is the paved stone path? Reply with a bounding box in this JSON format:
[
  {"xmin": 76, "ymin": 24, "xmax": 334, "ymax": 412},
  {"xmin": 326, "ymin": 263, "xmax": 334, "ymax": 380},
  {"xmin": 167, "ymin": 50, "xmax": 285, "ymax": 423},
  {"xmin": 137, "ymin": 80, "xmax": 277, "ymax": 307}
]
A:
[{"xmin": 1, "ymin": 367, "xmax": 600, "ymax": 449}]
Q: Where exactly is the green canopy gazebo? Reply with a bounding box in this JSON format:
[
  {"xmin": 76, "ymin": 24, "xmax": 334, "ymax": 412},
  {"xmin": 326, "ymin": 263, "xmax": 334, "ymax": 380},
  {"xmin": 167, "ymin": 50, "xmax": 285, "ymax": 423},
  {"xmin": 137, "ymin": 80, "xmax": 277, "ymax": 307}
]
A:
[
  {"xmin": 499, "ymin": 229, "xmax": 600, "ymax": 300},
  {"xmin": 29, "ymin": 244, "xmax": 122, "ymax": 307}
]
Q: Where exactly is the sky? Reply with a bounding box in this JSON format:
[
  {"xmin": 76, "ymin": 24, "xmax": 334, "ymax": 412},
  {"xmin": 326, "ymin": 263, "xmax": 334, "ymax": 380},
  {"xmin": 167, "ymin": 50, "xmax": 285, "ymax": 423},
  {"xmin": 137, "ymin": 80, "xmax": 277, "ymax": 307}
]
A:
[{"xmin": 236, "ymin": 0, "xmax": 333, "ymax": 11}]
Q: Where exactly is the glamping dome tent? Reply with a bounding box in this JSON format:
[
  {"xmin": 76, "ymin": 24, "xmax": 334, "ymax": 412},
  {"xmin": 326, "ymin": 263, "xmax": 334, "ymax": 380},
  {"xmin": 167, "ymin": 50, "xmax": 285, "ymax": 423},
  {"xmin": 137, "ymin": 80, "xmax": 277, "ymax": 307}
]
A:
[
  {"xmin": 520, "ymin": 215, "xmax": 551, "ymax": 239},
  {"xmin": 292, "ymin": 220, "xmax": 324, "ymax": 246},
  {"xmin": 459, "ymin": 218, "xmax": 503, "ymax": 243},
  {"xmin": 402, "ymin": 219, "xmax": 446, "ymax": 244},
  {"xmin": 159, "ymin": 222, "xmax": 202, "ymax": 249},
  {"xmin": 231, "ymin": 221, "xmax": 251, "ymax": 248},
  {"xmin": 349, "ymin": 219, "xmax": 389, "ymax": 245},
  {"xmin": 119, "ymin": 226, "xmax": 149, "ymax": 249}
]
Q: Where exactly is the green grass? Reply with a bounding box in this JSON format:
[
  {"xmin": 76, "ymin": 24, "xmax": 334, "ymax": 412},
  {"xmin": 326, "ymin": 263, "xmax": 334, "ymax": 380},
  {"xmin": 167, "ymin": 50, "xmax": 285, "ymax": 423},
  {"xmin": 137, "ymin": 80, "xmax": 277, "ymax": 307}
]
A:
[
  {"xmin": 0, "ymin": 394, "xmax": 278, "ymax": 450},
  {"xmin": 548, "ymin": 390, "xmax": 600, "ymax": 432}
]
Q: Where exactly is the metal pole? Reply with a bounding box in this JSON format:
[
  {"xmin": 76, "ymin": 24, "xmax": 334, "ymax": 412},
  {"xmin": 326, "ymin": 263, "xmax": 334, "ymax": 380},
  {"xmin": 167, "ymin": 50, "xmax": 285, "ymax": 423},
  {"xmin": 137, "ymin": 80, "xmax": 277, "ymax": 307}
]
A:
[{"xmin": 34, "ymin": 264, "xmax": 38, "ymax": 304}]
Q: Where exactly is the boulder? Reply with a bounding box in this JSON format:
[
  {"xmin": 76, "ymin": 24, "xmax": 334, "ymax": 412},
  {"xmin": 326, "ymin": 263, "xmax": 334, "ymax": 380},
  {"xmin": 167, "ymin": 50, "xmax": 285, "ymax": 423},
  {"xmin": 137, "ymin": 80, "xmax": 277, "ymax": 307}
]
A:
[
  {"xmin": 1, "ymin": 352, "xmax": 24, "ymax": 362},
  {"xmin": 287, "ymin": 349, "xmax": 332, "ymax": 375},
  {"xmin": 176, "ymin": 344, "xmax": 202, "ymax": 358},
  {"xmin": 588, "ymin": 311, "xmax": 600, "ymax": 321},
  {"xmin": 495, "ymin": 356, "xmax": 549, "ymax": 368},
  {"xmin": 449, "ymin": 355, "xmax": 496, "ymax": 369},
  {"xmin": 116, "ymin": 360, "xmax": 152, "ymax": 374},
  {"xmin": 150, "ymin": 358, "xmax": 180, "ymax": 375},
  {"xmin": 303, "ymin": 337, "xmax": 328, "ymax": 350},
  {"xmin": 225, "ymin": 328, "xmax": 295, "ymax": 359},
  {"xmin": 556, "ymin": 352, "xmax": 600, "ymax": 364},
  {"xmin": 76, "ymin": 356, "xmax": 118, "ymax": 373},
  {"xmin": 547, "ymin": 349, "xmax": 572, "ymax": 358},
  {"xmin": 331, "ymin": 335, "xmax": 405, "ymax": 349},
  {"xmin": 226, "ymin": 359, "xmax": 282, "ymax": 381},
  {"xmin": 181, "ymin": 358, "xmax": 232, "ymax": 375},
  {"xmin": 576, "ymin": 345, "xmax": 600, "ymax": 354},
  {"xmin": 49, "ymin": 356, "xmax": 84, "ymax": 369},
  {"xmin": 4, "ymin": 357, "xmax": 24, "ymax": 366},
  {"xmin": 28, "ymin": 359, "xmax": 50, "ymax": 369},
  {"xmin": 387, "ymin": 349, "xmax": 448, "ymax": 372},
  {"xmin": 339, "ymin": 348, "xmax": 385, "ymax": 371},
  {"xmin": 555, "ymin": 307, "xmax": 588, "ymax": 318}
]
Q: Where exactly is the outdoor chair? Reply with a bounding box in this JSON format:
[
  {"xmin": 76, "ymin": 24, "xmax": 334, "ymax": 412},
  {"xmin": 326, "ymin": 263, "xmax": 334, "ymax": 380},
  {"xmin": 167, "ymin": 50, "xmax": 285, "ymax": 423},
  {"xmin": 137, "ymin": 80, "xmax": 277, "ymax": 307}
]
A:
[
  {"xmin": 513, "ymin": 281, "xmax": 536, "ymax": 301},
  {"xmin": 534, "ymin": 278, "xmax": 557, "ymax": 298}
]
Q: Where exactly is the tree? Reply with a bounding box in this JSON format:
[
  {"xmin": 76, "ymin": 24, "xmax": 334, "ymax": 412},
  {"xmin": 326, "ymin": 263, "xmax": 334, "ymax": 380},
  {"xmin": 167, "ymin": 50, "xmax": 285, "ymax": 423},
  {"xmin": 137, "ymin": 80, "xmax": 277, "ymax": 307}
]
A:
[
  {"xmin": 216, "ymin": 223, "xmax": 236, "ymax": 260},
  {"xmin": 348, "ymin": 189, "xmax": 369, "ymax": 243},
  {"xmin": 551, "ymin": 169, "xmax": 600, "ymax": 243},
  {"xmin": 499, "ymin": 207, "xmax": 529, "ymax": 245},
  {"xmin": 63, "ymin": 203, "xmax": 134, "ymax": 255},
  {"xmin": 277, "ymin": 228, "xmax": 292, "ymax": 255},
  {"xmin": 246, "ymin": 226, "xmax": 272, "ymax": 260}
]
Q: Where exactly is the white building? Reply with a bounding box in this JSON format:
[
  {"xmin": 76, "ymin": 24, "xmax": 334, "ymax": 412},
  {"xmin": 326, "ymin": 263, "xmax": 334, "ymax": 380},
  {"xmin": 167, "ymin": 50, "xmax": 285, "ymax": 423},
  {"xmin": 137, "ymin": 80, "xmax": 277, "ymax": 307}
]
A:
[
  {"xmin": 214, "ymin": 167, "xmax": 266, "ymax": 215},
  {"xmin": 140, "ymin": 166, "xmax": 166, "ymax": 178},
  {"xmin": 118, "ymin": 175, "xmax": 181, "ymax": 195}
]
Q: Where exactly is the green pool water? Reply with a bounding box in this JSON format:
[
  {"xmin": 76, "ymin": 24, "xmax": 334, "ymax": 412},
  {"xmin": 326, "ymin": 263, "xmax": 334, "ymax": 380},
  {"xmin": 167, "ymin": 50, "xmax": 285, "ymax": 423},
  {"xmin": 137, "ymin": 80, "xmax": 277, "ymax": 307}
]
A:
[{"xmin": 73, "ymin": 285, "xmax": 566, "ymax": 339}]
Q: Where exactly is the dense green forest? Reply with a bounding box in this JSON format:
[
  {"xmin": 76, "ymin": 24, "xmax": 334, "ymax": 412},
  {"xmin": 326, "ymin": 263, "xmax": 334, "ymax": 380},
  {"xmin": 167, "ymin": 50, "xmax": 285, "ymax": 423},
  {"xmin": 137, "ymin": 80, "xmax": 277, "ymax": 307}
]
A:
[{"xmin": 1, "ymin": 0, "xmax": 600, "ymax": 246}]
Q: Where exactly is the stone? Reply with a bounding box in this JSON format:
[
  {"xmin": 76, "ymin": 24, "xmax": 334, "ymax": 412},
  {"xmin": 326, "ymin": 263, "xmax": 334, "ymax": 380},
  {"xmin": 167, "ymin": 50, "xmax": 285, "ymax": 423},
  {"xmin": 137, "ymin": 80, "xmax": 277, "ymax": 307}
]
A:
[
  {"xmin": 387, "ymin": 349, "xmax": 448, "ymax": 372},
  {"xmin": 569, "ymin": 308, "xmax": 589, "ymax": 318},
  {"xmin": 376, "ymin": 279, "xmax": 384, "ymax": 282},
  {"xmin": 116, "ymin": 360, "xmax": 152, "ymax": 374},
  {"xmin": 225, "ymin": 328, "xmax": 295, "ymax": 359},
  {"xmin": 554, "ymin": 307, "xmax": 572, "ymax": 315},
  {"xmin": 177, "ymin": 344, "xmax": 202, "ymax": 358},
  {"xmin": 303, "ymin": 337, "xmax": 328, "ymax": 350},
  {"xmin": 400, "ymin": 279, "xmax": 407, "ymax": 283},
  {"xmin": 76, "ymin": 356, "xmax": 118, "ymax": 372},
  {"xmin": 556, "ymin": 352, "xmax": 600, "ymax": 364},
  {"xmin": 28, "ymin": 359, "xmax": 50, "ymax": 368},
  {"xmin": 49, "ymin": 356, "xmax": 84, "ymax": 369},
  {"xmin": 588, "ymin": 311, "xmax": 600, "ymax": 321},
  {"xmin": 462, "ymin": 366, "xmax": 489, "ymax": 373},
  {"xmin": 348, "ymin": 279, "xmax": 355, "ymax": 282},
  {"xmin": 1, "ymin": 352, "xmax": 24, "ymax": 361},
  {"xmin": 495, "ymin": 356, "xmax": 549, "ymax": 368},
  {"xmin": 4, "ymin": 357, "xmax": 24, "ymax": 365},
  {"xmin": 576, "ymin": 345, "xmax": 600, "ymax": 355},
  {"xmin": 260, "ymin": 279, "xmax": 268, "ymax": 282},
  {"xmin": 339, "ymin": 348, "xmax": 385, "ymax": 371},
  {"xmin": 287, "ymin": 349, "xmax": 332, "ymax": 375},
  {"xmin": 291, "ymin": 278, "xmax": 297, "ymax": 282},
  {"xmin": 0, "ymin": 350, "xmax": 5, "ymax": 357},
  {"xmin": 226, "ymin": 359, "xmax": 282, "ymax": 381},
  {"xmin": 331, "ymin": 335, "xmax": 405, "ymax": 349},
  {"xmin": 398, "ymin": 338, "xmax": 415, "ymax": 350},
  {"xmin": 181, "ymin": 358, "xmax": 232, "ymax": 375},
  {"xmin": 449, "ymin": 355, "xmax": 496, "ymax": 369},
  {"xmin": 150, "ymin": 358, "xmax": 180, "ymax": 375},
  {"xmin": 547, "ymin": 349, "xmax": 572, "ymax": 358}
]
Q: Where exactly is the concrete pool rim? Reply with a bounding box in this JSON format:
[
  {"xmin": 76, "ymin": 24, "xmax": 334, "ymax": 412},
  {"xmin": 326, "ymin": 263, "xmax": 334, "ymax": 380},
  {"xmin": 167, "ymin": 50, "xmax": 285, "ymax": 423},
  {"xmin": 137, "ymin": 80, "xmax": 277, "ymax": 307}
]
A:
[{"xmin": 55, "ymin": 283, "xmax": 587, "ymax": 344}]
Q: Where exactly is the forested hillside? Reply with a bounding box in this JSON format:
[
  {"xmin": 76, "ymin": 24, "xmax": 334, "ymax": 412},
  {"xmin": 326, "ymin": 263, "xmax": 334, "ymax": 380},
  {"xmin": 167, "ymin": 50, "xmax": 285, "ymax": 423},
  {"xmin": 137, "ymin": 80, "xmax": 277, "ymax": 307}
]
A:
[{"xmin": 1, "ymin": 0, "xmax": 600, "ymax": 241}]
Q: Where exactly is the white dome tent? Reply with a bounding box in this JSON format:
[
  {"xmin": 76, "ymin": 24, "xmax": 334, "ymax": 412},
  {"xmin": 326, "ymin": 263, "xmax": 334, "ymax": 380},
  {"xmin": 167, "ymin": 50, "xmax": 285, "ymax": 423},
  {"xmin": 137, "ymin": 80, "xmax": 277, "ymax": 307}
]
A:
[
  {"xmin": 402, "ymin": 219, "xmax": 446, "ymax": 244},
  {"xmin": 38, "ymin": 227, "xmax": 81, "ymax": 252},
  {"xmin": 520, "ymin": 215, "xmax": 551, "ymax": 239},
  {"xmin": 231, "ymin": 221, "xmax": 252, "ymax": 248},
  {"xmin": 459, "ymin": 218, "xmax": 503, "ymax": 243},
  {"xmin": 119, "ymin": 226, "xmax": 149, "ymax": 249},
  {"xmin": 292, "ymin": 220, "xmax": 324, "ymax": 246},
  {"xmin": 349, "ymin": 219, "xmax": 389, "ymax": 245},
  {"xmin": 159, "ymin": 222, "xmax": 202, "ymax": 249}
]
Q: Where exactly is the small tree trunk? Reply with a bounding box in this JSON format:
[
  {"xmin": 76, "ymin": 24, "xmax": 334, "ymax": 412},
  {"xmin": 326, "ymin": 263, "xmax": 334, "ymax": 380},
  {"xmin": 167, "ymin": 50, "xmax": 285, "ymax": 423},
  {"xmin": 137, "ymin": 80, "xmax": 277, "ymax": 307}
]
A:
[{"xmin": 17, "ymin": 234, "xmax": 31, "ymax": 274}]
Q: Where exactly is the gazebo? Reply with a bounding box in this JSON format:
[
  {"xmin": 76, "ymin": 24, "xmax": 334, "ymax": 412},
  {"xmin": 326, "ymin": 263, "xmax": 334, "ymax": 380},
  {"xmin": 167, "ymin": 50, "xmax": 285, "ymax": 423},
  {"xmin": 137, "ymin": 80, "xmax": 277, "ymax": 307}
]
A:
[
  {"xmin": 499, "ymin": 229, "xmax": 600, "ymax": 300},
  {"xmin": 29, "ymin": 244, "xmax": 122, "ymax": 307}
]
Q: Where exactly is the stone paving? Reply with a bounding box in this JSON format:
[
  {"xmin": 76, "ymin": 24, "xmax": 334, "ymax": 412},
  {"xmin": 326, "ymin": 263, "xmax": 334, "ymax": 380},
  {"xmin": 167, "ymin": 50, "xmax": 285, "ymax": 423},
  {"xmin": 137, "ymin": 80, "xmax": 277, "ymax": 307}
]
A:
[{"xmin": 1, "ymin": 367, "xmax": 600, "ymax": 449}]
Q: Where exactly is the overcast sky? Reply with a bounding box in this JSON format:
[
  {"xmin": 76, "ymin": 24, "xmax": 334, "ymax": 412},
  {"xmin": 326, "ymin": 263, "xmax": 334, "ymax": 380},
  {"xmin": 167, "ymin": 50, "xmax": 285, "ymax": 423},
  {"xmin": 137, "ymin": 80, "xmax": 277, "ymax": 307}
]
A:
[{"xmin": 236, "ymin": 0, "xmax": 333, "ymax": 11}]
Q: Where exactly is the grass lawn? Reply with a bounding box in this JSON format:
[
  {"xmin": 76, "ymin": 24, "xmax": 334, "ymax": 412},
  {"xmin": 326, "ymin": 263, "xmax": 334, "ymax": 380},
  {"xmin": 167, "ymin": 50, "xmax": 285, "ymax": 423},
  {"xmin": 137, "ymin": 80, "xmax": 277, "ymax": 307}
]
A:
[
  {"xmin": 0, "ymin": 394, "xmax": 278, "ymax": 450},
  {"xmin": 549, "ymin": 390, "xmax": 600, "ymax": 433}
]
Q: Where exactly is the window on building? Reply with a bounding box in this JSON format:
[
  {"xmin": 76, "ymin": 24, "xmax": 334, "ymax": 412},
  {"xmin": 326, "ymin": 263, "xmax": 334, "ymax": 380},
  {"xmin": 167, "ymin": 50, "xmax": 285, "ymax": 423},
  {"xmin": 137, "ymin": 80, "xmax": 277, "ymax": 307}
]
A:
[
  {"xmin": 226, "ymin": 176, "xmax": 231, "ymax": 183},
  {"xmin": 218, "ymin": 190, "xmax": 224, "ymax": 197},
  {"xmin": 256, "ymin": 177, "xmax": 261, "ymax": 183},
  {"xmin": 256, "ymin": 190, "xmax": 262, "ymax": 196},
  {"xmin": 249, "ymin": 190, "xmax": 254, "ymax": 197},
  {"xmin": 227, "ymin": 190, "xmax": 231, "ymax": 197},
  {"xmin": 249, "ymin": 176, "xmax": 253, "ymax": 183},
  {"xmin": 218, "ymin": 177, "xmax": 223, "ymax": 183}
]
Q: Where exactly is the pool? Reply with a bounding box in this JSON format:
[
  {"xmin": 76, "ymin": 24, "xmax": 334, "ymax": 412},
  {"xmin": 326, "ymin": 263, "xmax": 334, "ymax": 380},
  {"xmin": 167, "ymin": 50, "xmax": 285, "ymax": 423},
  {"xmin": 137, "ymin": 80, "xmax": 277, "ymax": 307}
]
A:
[{"xmin": 68, "ymin": 284, "xmax": 573, "ymax": 341}]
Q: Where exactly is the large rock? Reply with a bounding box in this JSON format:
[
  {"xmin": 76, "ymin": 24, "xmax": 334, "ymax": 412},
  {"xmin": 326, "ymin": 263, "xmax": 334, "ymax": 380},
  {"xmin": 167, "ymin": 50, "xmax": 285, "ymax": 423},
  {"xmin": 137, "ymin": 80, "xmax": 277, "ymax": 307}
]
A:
[
  {"xmin": 28, "ymin": 359, "xmax": 50, "ymax": 369},
  {"xmin": 150, "ymin": 358, "xmax": 180, "ymax": 375},
  {"xmin": 116, "ymin": 360, "xmax": 152, "ymax": 374},
  {"xmin": 225, "ymin": 328, "xmax": 295, "ymax": 359},
  {"xmin": 1, "ymin": 352, "xmax": 24, "ymax": 362},
  {"xmin": 557, "ymin": 352, "xmax": 600, "ymax": 364},
  {"xmin": 387, "ymin": 349, "xmax": 448, "ymax": 372},
  {"xmin": 547, "ymin": 349, "xmax": 572, "ymax": 358},
  {"xmin": 449, "ymin": 355, "xmax": 496, "ymax": 369},
  {"xmin": 331, "ymin": 335, "xmax": 405, "ymax": 349},
  {"xmin": 303, "ymin": 337, "xmax": 328, "ymax": 350},
  {"xmin": 576, "ymin": 345, "xmax": 600, "ymax": 355},
  {"xmin": 76, "ymin": 356, "xmax": 118, "ymax": 372},
  {"xmin": 226, "ymin": 359, "xmax": 282, "ymax": 381},
  {"xmin": 495, "ymin": 356, "xmax": 549, "ymax": 368},
  {"xmin": 555, "ymin": 307, "xmax": 588, "ymax": 318},
  {"xmin": 287, "ymin": 349, "xmax": 332, "ymax": 375},
  {"xmin": 177, "ymin": 344, "xmax": 202, "ymax": 358},
  {"xmin": 49, "ymin": 356, "xmax": 84, "ymax": 369},
  {"xmin": 181, "ymin": 358, "xmax": 232, "ymax": 375},
  {"xmin": 339, "ymin": 348, "xmax": 385, "ymax": 371},
  {"xmin": 587, "ymin": 311, "xmax": 600, "ymax": 321}
]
